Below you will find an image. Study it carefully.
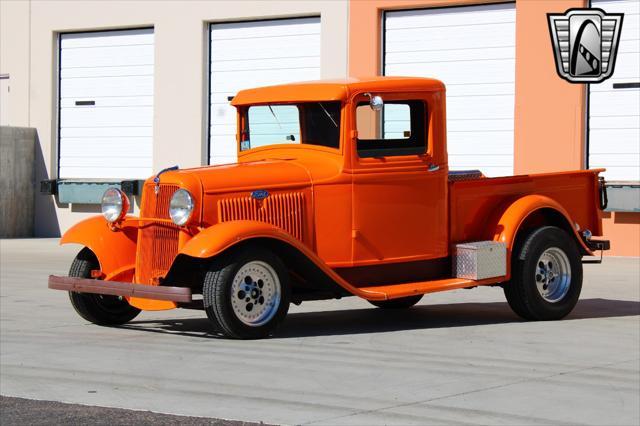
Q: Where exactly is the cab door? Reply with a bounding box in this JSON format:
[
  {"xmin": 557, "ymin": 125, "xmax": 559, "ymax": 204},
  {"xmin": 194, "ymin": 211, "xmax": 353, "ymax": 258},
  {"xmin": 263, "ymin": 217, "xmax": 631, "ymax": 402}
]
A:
[{"xmin": 350, "ymin": 93, "xmax": 448, "ymax": 265}]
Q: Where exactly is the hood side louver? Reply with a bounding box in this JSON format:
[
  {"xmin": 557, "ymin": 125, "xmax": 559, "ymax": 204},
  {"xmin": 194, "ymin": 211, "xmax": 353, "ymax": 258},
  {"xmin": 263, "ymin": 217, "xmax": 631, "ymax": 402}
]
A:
[{"xmin": 218, "ymin": 192, "xmax": 305, "ymax": 241}]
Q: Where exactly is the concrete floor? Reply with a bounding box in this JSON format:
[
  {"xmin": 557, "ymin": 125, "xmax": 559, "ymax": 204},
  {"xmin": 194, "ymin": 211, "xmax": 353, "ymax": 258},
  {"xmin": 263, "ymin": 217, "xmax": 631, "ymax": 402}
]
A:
[{"xmin": 1, "ymin": 238, "xmax": 639, "ymax": 425}]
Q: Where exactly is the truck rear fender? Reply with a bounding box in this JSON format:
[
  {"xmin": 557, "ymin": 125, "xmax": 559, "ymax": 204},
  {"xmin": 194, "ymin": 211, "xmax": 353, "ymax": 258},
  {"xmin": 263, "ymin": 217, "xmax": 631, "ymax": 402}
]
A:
[
  {"xmin": 495, "ymin": 195, "xmax": 593, "ymax": 266},
  {"xmin": 173, "ymin": 221, "xmax": 387, "ymax": 301},
  {"xmin": 60, "ymin": 215, "xmax": 138, "ymax": 281}
]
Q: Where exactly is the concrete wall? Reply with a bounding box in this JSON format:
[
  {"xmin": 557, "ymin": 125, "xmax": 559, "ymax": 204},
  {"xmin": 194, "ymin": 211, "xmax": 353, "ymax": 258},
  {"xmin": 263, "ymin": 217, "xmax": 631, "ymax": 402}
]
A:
[
  {"xmin": 0, "ymin": 126, "xmax": 35, "ymax": 237},
  {"xmin": 0, "ymin": 0, "xmax": 349, "ymax": 236}
]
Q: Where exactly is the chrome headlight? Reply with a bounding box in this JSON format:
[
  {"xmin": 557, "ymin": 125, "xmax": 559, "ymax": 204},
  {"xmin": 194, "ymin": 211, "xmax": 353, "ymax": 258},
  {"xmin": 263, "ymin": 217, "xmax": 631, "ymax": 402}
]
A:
[
  {"xmin": 101, "ymin": 188, "xmax": 129, "ymax": 223},
  {"xmin": 169, "ymin": 189, "xmax": 194, "ymax": 226}
]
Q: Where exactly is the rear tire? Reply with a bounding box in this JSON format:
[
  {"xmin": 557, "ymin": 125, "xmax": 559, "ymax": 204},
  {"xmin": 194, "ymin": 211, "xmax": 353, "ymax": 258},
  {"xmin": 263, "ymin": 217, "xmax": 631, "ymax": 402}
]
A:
[
  {"xmin": 68, "ymin": 248, "xmax": 141, "ymax": 326},
  {"xmin": 369, "ymin": 295, "xmax": 423, "ymax": 309},
  {"xmin": 203, "ymin": 247, "xmax": 290, "ymax": 339},
  {"xmin": 503, "ymin": 226, "xmax": 582, "ymax": 321}
]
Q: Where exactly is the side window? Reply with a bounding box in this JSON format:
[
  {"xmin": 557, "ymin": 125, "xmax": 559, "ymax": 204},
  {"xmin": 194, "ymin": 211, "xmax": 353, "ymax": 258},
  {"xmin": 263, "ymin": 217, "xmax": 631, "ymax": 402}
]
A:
[
  {"xmin": 245, "ymin": 105, "xmax": 300, "ymax": 150},
  {"xmin": 356, "ymin": 100, "xmax": 427, "ymax": 158}
]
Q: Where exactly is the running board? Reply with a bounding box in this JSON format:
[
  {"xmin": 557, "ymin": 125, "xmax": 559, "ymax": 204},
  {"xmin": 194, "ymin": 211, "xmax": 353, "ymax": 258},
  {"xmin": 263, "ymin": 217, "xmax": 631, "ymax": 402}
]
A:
[{"xmin": 358, "ymin": 276, "xmax": 507, "ymax": 300}]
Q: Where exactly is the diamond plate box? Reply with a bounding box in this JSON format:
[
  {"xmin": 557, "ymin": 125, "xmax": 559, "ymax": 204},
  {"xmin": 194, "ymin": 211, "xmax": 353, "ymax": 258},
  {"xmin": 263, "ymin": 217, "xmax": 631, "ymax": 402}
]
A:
[{"xmin": 453, "ymin": 241, "xmax": 506, "ymax": 280}]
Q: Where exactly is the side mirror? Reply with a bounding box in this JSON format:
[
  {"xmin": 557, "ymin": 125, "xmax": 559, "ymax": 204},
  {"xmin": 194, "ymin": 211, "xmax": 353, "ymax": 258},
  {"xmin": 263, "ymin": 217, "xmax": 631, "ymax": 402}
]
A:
[{"xmin": 365, "ymin": 93, "xmax": 384, "ymax": 111}]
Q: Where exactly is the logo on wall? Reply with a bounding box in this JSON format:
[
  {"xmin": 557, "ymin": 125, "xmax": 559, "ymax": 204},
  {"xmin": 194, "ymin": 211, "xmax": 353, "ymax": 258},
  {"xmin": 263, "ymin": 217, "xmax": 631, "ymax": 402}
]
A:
[{"xmin": 548, "ymin": 8, "xmax": 623, "ymax": 83}]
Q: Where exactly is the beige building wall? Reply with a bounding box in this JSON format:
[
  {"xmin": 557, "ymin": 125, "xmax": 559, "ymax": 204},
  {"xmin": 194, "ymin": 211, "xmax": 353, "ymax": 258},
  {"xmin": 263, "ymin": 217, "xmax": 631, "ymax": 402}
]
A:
[{"xmin": 0, "ymin": 0, "xmax": 349, "ymax": 236}]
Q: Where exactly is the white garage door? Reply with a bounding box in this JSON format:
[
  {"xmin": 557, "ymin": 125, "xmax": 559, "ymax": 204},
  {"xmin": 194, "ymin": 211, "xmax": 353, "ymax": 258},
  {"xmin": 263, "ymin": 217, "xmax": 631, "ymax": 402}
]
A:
[
  {"xmin": 209, "ymin": 17, "xmax": 321, "ymax": 165},
  {"xmin": 58, "ymin": 28, "xmax": 154, "ymax": 179},
  {"xmin": 385, "ymin": 4, "xmax": 516, "ymax": 177},
  {"xmin": 589, "ymin": 0, "xmax": 640, "ymax": 182}
]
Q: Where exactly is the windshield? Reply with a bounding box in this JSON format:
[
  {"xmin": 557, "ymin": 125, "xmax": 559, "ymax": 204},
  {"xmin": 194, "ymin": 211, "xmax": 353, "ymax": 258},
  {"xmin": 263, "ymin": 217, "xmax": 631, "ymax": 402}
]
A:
[{"xmin": 240, "ymin": 102, "xmax": 341, "ymax": 151}]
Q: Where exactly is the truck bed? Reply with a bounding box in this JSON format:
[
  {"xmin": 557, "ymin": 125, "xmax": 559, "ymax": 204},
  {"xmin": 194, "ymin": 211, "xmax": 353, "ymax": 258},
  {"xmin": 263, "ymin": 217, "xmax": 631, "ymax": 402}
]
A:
[{"xmin": 449, "ymin": 169, "xmax": 604, "ymax": 246}]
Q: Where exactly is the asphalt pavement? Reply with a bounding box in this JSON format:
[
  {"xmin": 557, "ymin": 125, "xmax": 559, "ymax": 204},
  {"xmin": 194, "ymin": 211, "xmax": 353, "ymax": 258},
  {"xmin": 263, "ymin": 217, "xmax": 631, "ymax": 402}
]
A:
[{"xmin": 1, "ymin": 238, "xmax": 639, "ymax": 425}]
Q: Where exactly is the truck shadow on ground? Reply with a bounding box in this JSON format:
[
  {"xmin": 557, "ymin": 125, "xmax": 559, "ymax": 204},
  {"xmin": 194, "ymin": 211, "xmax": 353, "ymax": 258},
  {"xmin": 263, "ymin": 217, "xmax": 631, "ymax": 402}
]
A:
[{"xmin": 120, "ymin": 298, "xmax": 640, "ymax": 339}]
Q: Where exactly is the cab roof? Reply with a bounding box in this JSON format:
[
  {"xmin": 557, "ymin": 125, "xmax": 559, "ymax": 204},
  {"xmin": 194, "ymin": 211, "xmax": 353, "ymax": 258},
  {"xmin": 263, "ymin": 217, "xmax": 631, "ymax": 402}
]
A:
[{"xmin": 230, "ymin": 76, "xmax": 445, "ymax": 106}]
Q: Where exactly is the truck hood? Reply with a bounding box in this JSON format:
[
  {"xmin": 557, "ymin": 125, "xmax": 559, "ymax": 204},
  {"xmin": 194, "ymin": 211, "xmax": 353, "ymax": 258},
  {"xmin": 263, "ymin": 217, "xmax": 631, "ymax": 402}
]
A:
[{"xmin": 171, "ymin": 159, "xmax": 312, "ymax": 195}]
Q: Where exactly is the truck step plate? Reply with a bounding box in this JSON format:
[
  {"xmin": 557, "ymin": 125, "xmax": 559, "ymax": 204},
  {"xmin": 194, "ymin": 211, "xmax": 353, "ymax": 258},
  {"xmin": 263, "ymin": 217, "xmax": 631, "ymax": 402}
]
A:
[{"xmin": 360, "ymin": 276, "xmax": 506, "ymax": 300}]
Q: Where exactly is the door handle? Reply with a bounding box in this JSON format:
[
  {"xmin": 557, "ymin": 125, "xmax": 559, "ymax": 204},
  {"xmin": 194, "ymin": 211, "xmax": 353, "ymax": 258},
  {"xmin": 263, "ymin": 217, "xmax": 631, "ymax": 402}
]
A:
[
  {"xmin": 428, "ymin": 164, "xmax": 440, "ymax": 172},
  {"xmin": 612, "ymin": 82, "xmax": 640, "ymax": 89}
]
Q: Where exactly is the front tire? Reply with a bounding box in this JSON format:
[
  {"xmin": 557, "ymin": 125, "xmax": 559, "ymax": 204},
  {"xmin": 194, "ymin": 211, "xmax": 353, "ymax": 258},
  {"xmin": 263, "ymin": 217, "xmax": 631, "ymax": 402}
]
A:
[
  {"xmin": 203, "ymin": 247, "xmax": 290, "ymax": 339},
  {"xmin": 503, "ymin": 226, "xmax": 582, "ymax": 321},
  {"xmin": 68, "ymin": 248, "xmax": 141, "ymax": 326}
]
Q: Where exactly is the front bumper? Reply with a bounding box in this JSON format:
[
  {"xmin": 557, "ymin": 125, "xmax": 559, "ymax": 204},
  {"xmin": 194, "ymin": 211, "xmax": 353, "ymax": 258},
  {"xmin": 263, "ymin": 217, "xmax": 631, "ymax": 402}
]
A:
[{"xmin": 48, "ymin": 275, "xmax": 192, "ymax": 303}]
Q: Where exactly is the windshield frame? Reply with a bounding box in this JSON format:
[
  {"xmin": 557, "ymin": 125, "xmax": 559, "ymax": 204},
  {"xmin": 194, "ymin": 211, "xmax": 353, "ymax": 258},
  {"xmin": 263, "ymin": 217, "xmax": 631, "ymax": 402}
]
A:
[{"xmin": 237, "ymin": 101, "xmax": 344, "ymax": 155}]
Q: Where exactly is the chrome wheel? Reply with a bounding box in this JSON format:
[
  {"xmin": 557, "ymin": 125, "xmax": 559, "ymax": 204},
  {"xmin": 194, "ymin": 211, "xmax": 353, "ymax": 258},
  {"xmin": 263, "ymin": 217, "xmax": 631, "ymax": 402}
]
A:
[
  {"xmin": 230, "ymin": 261, "xmax": 281, "ymax": 327},
  {"xmin": 535, "ymin": 247, "xmax": 572, "ymax": 303}
]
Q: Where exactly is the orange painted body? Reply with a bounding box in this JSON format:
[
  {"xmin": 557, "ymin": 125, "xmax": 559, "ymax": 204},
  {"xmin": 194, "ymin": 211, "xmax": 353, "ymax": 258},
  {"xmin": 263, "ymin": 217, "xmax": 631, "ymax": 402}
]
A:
[{"xmin": 60, "ymin": 77, "xmax": 606, "ymax": 311}]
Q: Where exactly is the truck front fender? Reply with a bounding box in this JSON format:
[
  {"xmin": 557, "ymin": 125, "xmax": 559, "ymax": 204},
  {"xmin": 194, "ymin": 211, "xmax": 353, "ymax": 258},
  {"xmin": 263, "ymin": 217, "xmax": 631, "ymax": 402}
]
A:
[
  {"xmin": 178, "ymin": 221, "xmax": 388, "ymax": 301},
  {"xmin": 60, "ymin": 215, "xmax": 138, "ymax": 281},
  {"xmin": 494, "ymin": 195, "xmax": 592, "ymax": 257}
]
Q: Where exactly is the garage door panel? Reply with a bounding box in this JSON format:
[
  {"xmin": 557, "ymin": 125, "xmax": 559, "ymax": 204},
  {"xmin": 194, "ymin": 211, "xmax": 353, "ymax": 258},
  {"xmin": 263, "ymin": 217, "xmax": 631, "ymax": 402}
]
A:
[
  {"xmin": 449, "ymin": 154, "xmax": 513, "ymax": 167},
  {"xmin": 590, "ymin": 0, "xmax": 640, "ymax": 181},
  {"xmin": 386, "ymin": 37, "xmax": 513, "ymax": 54},
  {"xmin": 591, "ymin": 115, "xmax": 640, "ymax": 130},
  {"xmin": 385, "ymin": 23, "xmax": 514, "ymax": 48},
  {"xmin": 445, "ymin": 82, "xmax": 515, "ymax": 97},
  {"xmin": 60, "ymin": 167, "xmax": 153, "ymax": 180},
  {"xmin": 59, "ymin": 95, "xmax": 153, "ymax": 108},
  {"xmin": 386, "ymin": 46, "xmax": 514, "ymax": 65},
  {"xmin": 60, "ymin": 29, "xmax": 153, "ymax": 48},
  {"xmin": 60, "ymin": 137, "xmax": 153, "ymax": 156},
  {"xmin": 211, "ymin": 56, "xmax": 320, "ymax": 73},
  {"xmin": 386, "ymin": 4, "xmax": 516, "ymax": 27},
  {"xmin": 60, "ymin": 126, "xmax": 152, "ymax": 138},
  {"xmin": 615, "ymin": 37, "xmax": 639, "ymax": 55},
  {"xmin": 60, "ymin": 155, "xmax": 152, "ymax": 167},
  {"xmin": 590, "ymin": 155, "xmax": 640, "ymax": 167},
  {"xmin": 447, "ymin": 132, "xmax": 515, "ymax": 155},
  {"xmin": 209, "ymin": 136, "xmax": 238, "ymax": 156},
  {"xmin": 448, "ymin": 118, "xmax": 513, "ymax": 132},
  {"xmin": 447, "ymin": 95, "xmax": 514, "ymax": 117},
  {"xmin": 386, "ymin": 59, "xmax": 515, "ymax": 85},
  {"xmin": 590, "ymin": 91, "xmax": 640, "ymax": 112},
  {"xmin": 61, "ymin": 76, "xmax": 153, "ymax": 98},
  {"xmin": 590, "ymin": 160, "xmax": 640, "ymax": 180},
  {"xmin": 209, "ymin": 70, "xmax": 319, "ymax": 93},
  {"xmin": 59, "ymin": 29, "xmax": 154, "ymax": 179},
  {"xmin": 211, "ymin": 46, "xmax": 320, "ymax": 63},
  {"xmin": 449, "ymin": 155, "xmax": 513, "ymax": 177},
  {"xmin": 210, "ymin": 123, "xmax": 236, "ymax": 136},
  {"xmin": 212, "ymin": 35, "xmax": 320, "ymax": 53},
  {"xmin": 61, "ymin": 65, "xmax": 154, "ymax": 79},
  {"xmin": 590, "ymin": 129, "xmax": 640, "ymax": 153},
  {"xmin": 61, "ymin": 46, "xmax": 153, "ymax": 68},
  {"xmin": 211, "ymin": 18, "xmax": 319, "ymax": 39},
  {"xmin": 60, "ymin": 106, "xmax": 153, "ymax": 128},
  {"xmin": 211, "ymin": 68, "xmax": 318, "ymax": 83}
]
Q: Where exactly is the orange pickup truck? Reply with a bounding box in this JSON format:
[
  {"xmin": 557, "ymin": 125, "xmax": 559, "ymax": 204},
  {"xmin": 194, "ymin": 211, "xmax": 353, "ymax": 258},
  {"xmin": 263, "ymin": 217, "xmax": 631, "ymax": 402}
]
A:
[{"xmin": 49, "ymin": 77, "xmax": 610, "ymax": 339}]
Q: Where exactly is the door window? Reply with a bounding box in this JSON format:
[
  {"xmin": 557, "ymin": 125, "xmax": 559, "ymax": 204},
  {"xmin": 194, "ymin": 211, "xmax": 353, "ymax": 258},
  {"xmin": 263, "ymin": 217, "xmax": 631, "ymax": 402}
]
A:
[{"xmin": 356, "ymin": 100, "xmax": 427, "ymax": 158}]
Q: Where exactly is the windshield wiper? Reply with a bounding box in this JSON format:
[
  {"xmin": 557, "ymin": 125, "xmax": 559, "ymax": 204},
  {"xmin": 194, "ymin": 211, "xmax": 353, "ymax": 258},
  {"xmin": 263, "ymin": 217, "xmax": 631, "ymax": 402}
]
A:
[
  {"xmin": 267, "ymin": 105, "xmax": 282, "ymax": 129},
  {"xmin": 318, "ymin": 102, "xmax": 338, "ymax": 128}
]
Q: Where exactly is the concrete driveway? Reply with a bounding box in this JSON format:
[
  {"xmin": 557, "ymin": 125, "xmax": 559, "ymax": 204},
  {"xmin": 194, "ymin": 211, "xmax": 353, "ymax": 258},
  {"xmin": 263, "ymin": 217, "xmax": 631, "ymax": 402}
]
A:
[{"xmin": 1, "ymin": 238, "xmax": 639, "ymax": 425}]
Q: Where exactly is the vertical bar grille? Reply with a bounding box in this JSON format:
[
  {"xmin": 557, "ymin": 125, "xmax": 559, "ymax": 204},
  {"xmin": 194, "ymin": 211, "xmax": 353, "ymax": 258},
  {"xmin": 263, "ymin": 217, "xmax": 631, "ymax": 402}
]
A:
[
  {"xmin": 218, "ymin": 192, "xmax": 305, "ymax": 241},
  {"xmin": 135, "ymin": 184, "xmax": 180, "ymax": 285}
]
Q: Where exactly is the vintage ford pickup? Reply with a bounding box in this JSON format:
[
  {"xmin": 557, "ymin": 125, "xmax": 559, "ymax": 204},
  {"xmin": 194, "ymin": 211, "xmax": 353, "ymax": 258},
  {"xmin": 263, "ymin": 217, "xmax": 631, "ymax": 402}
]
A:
[{"xmin": 49, "ymin": 77, "xmax": 610, "ymax": 339}]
